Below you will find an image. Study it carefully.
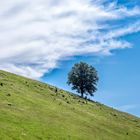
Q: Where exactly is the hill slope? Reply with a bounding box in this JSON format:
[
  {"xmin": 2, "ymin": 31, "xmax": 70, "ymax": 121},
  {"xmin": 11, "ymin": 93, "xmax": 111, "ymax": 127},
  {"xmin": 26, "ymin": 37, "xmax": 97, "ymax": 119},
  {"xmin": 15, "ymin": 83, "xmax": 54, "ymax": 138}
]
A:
[{"xmin": 0, "ymin": 70, "xmax": 140, "ymax": 140}]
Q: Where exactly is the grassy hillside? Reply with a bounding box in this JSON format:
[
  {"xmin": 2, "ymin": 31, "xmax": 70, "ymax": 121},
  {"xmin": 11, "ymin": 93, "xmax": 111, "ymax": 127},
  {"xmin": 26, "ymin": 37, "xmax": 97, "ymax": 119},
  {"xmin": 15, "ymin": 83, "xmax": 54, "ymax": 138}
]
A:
[{"xmin": 0, "ymin": 70, "xmax": 140, "ymax": 140}]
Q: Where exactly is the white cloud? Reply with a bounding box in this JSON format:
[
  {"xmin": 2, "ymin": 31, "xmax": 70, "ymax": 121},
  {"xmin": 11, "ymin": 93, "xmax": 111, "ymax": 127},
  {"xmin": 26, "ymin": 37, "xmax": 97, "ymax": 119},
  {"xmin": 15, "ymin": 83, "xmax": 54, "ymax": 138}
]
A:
[{"xmin": 0, "ymin": 0, "xmax": 140, "ymax": 78}]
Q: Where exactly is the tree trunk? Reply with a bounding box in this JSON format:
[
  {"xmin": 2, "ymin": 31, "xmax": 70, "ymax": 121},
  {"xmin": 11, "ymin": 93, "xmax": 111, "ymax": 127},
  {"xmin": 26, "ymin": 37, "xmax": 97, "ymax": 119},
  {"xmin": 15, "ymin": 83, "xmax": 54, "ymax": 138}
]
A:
[
  {"xmin": 81, "ymin": 92, "xmax": 84, "ymax": 98},
  {"xmin": 80, "ymin": 85, "xmax": 84, "ymax": 98}
]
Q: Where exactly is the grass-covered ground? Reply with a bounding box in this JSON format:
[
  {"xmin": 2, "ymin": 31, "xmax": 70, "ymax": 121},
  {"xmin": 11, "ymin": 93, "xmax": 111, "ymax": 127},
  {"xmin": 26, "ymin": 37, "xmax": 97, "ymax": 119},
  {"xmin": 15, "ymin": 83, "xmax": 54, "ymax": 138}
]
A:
[{"xmin": 0, "ymin": 70, "xmax": 140, "ymax": 140}]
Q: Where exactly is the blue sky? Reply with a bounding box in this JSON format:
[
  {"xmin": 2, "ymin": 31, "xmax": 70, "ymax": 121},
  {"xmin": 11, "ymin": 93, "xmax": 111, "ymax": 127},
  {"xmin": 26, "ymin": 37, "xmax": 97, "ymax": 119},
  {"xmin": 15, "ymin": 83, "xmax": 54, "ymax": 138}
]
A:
[{"xmin": 0, "ymin": 0, "xmax": 140, "ymax": 116}]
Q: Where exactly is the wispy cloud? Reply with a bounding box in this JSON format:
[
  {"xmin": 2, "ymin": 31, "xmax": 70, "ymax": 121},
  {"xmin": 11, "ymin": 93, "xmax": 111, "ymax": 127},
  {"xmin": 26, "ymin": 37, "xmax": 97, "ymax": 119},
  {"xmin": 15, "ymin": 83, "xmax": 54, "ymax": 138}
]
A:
[
  {"xmin": 116, "ymin": 104, "xmax": 138, "ymax": 112},
  {"xmin": 0, "ymin": 0, "xmax": 140, "ymax": 78}
]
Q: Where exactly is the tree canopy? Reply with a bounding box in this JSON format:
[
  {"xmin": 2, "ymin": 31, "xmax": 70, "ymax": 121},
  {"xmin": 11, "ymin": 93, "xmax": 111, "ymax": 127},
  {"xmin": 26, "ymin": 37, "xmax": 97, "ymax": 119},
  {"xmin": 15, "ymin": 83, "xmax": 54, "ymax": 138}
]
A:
[{"xmin": 67, "ymin": 62, "xmax": 99, "ymax": 98}]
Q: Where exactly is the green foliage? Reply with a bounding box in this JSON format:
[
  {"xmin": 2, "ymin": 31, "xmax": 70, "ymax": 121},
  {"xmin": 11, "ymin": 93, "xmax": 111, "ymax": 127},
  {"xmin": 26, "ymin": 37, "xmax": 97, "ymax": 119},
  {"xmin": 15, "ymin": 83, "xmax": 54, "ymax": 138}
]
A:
[
  {"xmin": 0, "ymin": 70, "xmax": 140, "ymax": 140},
  {"xmin": 67, "ymin": 62, "xmax": 99, "ymax": 97}
]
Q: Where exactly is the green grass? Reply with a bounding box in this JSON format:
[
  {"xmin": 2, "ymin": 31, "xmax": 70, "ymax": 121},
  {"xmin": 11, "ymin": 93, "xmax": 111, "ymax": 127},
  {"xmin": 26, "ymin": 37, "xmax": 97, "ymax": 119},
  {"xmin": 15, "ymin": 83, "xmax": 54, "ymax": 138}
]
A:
[{"xmin": 0, "ymin": 70, "xmax": 140, "ymax": 140}]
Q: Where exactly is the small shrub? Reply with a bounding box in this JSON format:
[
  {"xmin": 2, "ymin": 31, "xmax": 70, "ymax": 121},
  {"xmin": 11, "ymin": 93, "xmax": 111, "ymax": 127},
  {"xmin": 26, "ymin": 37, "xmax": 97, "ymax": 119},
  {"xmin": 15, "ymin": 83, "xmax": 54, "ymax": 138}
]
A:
[
  {"xmin": 112, "ymin": 113, "xmax": 117, "ymax": 117},
  {"xmin": 0, "ymin": 83, "xmax": 3, "ymax": 86},
  {"xmin": 67, "ymin": 101, "xmax": 70, "ymax": 104},
  {"xmin": 62, "ymin": 95, "xmax": 65, "ymax": 98},
  {"xmin": 8, "ymin": 103, "xmax": 12, "ymax": 106},
  {"xmin": 55, "ymin": 88, "xmax": 58, "ymax": 93},
  {"xmin": 110, "ymin": 113, "xmax": 117, "ymax": 117}
]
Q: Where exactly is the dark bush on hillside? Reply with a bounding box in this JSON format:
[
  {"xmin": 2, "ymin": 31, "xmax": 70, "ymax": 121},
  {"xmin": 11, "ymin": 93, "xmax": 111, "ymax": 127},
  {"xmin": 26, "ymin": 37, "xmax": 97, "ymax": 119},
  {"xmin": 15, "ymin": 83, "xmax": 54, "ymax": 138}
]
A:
[
  {"xmin": 67, "ymin": 101, "xmax": 70, "ymax": 104},
  {"xmin": 0, "ymin": 83, "xmax": 3, "ymax": 86},
  {"xmin": 6, "ymin": 94, "xmax": 11, "ymax": 96},
  {"xmin": 55, "ymin": 88, "xmax": 58, "ymax": 93},
  {"xmin": 113, "ymin": 114, "xmax": 117, "ymax": 117},
  {"xmin": 8, "ymin": 103, "xmax": 12, "ymax": 106},
  {"xmin": 62, "ymin": 95, "xmax": 65, "ymax": 98}
]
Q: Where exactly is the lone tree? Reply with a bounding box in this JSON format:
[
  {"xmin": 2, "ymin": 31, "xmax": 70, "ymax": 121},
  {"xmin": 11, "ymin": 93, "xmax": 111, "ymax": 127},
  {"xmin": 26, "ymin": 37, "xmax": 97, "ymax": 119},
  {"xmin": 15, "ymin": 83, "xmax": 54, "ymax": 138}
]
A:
[{"xmin": 67, "ymin": 62, "xmax": 99, "ymax": 98}]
